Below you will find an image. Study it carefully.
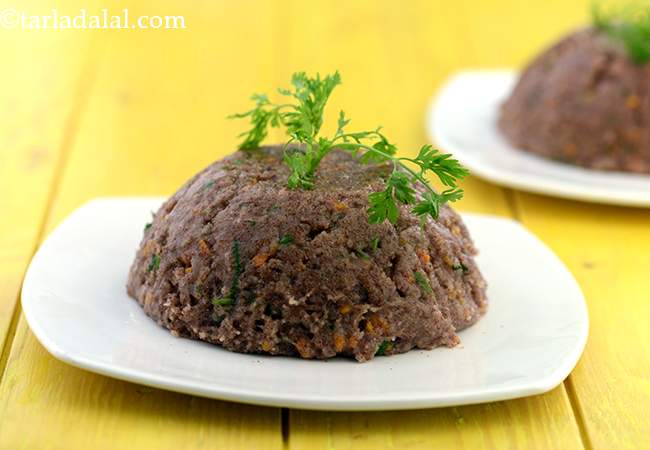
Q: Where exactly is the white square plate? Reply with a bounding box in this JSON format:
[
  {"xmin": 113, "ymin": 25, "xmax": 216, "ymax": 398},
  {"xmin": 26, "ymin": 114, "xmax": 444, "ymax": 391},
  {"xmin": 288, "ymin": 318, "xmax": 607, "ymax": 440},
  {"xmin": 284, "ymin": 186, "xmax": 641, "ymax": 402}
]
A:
[
  {"xmin": 429, "ymin": 70, "xmax": 650, "ymax": 207},
  {"xmin": 22, "ymin": 198, "xmax": 588, "ymax": 411}
]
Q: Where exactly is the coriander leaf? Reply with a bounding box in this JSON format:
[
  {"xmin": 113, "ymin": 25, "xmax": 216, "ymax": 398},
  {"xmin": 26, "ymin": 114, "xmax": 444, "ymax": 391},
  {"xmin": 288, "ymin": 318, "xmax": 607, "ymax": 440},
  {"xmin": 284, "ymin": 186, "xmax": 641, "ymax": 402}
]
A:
[
  {"xmin": 369, "ymin": 133, "xmax": 398, "ymax": 161},
  {"xmin": 231, "ymin": 71, "xmax": 470, "ymax": 225},
  {"xmin": 412, "ymin": 188, "xmax": 464, "ymax": 221},
  {"xmin": 284, "ymin": 147, "xmax": 313, "ymax": 189},
  {"xmin": 413, "ymin": 145, "xmax": 469, "ymax": 187},
  {"xmin": 336, "ymin": 110, "xmax": 350, "ymax": 136},
  {"xmin": 387, "ymin": 171, "xmax": 416, "ymax": 205},
  {"xmin": 368, "ymin": 189, "xmax": 399, "ymax": 224},
  {"xmin": 281, "ymin": 71, "xmax": 341, "ymax": 142},
  {"xmin": 228, "ymin": 93, "xmax": 280, "ymax": 149}
]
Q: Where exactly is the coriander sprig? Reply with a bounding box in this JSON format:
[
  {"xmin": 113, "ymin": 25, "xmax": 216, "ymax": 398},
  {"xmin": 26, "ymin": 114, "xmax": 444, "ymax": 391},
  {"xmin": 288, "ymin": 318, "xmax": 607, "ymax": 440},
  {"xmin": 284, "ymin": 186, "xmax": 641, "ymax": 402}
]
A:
[
  {"xmin": 230, "ymin": 71, "xmax": 468, "ymax": 224},
  {"xmin": 593, "ymin": 1, "xmax": 650, "ymax": 64}
]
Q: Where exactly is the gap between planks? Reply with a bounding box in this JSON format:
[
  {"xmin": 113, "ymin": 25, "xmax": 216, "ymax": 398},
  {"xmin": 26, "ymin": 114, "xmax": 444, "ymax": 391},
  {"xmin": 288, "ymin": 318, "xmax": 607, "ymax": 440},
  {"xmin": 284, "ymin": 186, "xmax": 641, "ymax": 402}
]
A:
[
  {"xmin": 565, "ymin": 376, "xmax": 594, "ymax": 450},
  {"xmin": 507, "ymin": 189, "xmax": 592, "ymax": 450},
  {"xmin": 282, "ymin": 408, "xmax": 290, "ymax": 449},
  {"xmin": 0, "ymin": 34, "xmax": 106, "ymax": 383},
  {"xmin": 0, "ymin": 35, "xmax": 590, "ymax": 450}
]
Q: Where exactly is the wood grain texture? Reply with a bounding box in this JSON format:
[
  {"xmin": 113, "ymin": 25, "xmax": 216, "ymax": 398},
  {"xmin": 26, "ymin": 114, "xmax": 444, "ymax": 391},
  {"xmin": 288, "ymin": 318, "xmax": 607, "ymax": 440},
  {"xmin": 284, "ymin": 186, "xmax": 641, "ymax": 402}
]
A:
[
  {"xmin": 280, "ymin": 1, "xmax": 583, "ymax": 449},
  {"xmin": 512, "ymin": 196, "xmax": 650, "ymax": 450},
  {"xmin": 2, "ymin": 0, "xmax": 646, "ymax": 449},
  {"xmin": 459, "ymin": 1, "xmax": 649, "ymax": 448},
  {"xmin": 290, "ymin": 387, "xmax": 580, "ymax": 450},
  {"xmin": 0, "ymin": 1, "xmax": 282, "ymax": 449},
  {"xmin": 0, "ymin": 0, "xmax": 97, "ymax": 363},
  {"xmin": 0, "ymin": 320, "xmax": 280, "ymax": 450}
]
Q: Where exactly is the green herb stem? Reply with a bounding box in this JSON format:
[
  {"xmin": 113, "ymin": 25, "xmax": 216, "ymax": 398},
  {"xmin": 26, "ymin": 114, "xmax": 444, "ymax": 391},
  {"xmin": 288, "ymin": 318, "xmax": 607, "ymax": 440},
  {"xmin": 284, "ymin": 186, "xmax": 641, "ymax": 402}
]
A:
[
  {"xmin": 336, "ymin": 139, "xmax": 439, "ymax": 198},
  {"xmin": 230, "ymin": 72, "xmax": 468, "ymax": 224}
]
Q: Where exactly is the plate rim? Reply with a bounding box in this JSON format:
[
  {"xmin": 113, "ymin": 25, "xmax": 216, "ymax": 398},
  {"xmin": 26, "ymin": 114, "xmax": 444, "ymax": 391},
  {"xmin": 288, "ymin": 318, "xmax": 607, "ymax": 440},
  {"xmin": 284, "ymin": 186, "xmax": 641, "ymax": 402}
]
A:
[
  {"xmin": 427, "ymin": 69, "xmax": 650, "ymax": 207},
  {"xmin": 21, "ymin": 197, "xmax": 589, "ymax": 411}
]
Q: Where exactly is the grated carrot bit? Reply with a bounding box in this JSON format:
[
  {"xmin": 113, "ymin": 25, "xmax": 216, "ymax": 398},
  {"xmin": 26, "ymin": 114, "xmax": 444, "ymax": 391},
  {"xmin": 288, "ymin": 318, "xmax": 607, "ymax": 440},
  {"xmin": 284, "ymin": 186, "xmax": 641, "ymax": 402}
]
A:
[
  {"xmin": 295, "ymin": 337, "xmax": 312, "ymax": 358},
  {"xmin": 334, "ymin": 334, "xmax": 345, "ymax": 352},
  {"xmin": 369, "ymin": 314, "xmax": 389, "ymax": 333},
  {"xmin": 253, "ymin": 252, "xmax": 270, "ymax": 267},
  {"xmin": 563, "ymin": 143, "xmax": 577, "ymax": 156},
  {"xmin": 198, "ymin": 239, "xmax": 211, "ymax": 256},
  {"xmin": 626, "ymin": 94, "xmax": 640, "ymax": 110},
  {"xmin": 143, "ymin": 240, "xmax": 156, "ymax": 256},
  {"xmin": 339, "ymin": 304, "xmax": 352, "ymax": 314},
  {"xmin": 331, "ymin": 200, "xmax": 348, "ymax": 211},
  {"xmin": 253, "ymin": 244, "xmax": 278, "ymax": 267},
  {"xmin": 261, "ymin": 340, "xmax": 273, "ymax": 352},
  {"xmin": 365, "ymin": 321, "xmax": 374, "ymax": 333},
  {"xmin": 418, "ymin": 250, "xmax": 431, "ymax": 265}
]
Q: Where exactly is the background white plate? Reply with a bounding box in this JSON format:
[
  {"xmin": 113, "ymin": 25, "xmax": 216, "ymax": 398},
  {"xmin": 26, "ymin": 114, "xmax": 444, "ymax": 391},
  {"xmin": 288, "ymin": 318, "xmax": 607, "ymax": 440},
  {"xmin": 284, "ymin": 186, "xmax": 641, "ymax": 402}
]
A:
[
  {"xmin": 22, "ymin": 198, "xmax": 588, "ymax": 411},
  {"xmin": 429, "ymin": 70, "xmax": 650, "ymax": 207}
]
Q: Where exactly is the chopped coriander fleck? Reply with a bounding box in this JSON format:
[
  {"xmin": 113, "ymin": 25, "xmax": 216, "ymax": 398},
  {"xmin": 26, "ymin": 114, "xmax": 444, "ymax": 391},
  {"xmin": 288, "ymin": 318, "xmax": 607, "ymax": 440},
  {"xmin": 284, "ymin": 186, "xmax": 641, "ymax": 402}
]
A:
[
  {"xmin": 212, "ymin": 297, "xmax": 233, "ymax": 307},
  {"xmin": 414, "ymin": 271, "xmax": 433, "ymax": 295},
  {"xmin": 144, "ymin": 211, "xmax": 155, "ymax": 231},
  {"xmin": 212, "ymin": 240, "xmax": 241, "ymax": 310},
  {"xmin": 355, "ymin": 248, "xmax": 370, "ymax": 260},
  {"xmin": 452, "ymin": 263, "xmax": 469, "ymax": 274},
  {"xmin": 246, "ymin": 219, "xmax": 257, "ymax": 227},
  {"xmin": 279, "ymin": 234, "xmax": 293, "ymax": 246},
  {"xmin": 370, "ymin": 237, "xmax": 380, "ymax": 252},
  {"xmin": 375, "ymin": 340, "xmax": 393, "ymax": 356},
  {"xmin": 202, "ymin": 180, "xmax": 216, "ymax": 190},
  {"xmin": 147, "ymin": 254, "xmax": 161, "ymax": 272},
  {"xmin": 212, "ymin": 314, "xmax": 225, "ymax": 325}
]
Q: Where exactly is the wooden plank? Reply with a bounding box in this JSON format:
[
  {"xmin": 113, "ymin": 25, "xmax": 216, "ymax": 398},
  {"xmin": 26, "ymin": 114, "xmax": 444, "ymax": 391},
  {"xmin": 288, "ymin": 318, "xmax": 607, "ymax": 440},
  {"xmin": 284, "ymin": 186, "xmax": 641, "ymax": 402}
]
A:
[
  {"xmin": 274, "ymin": 0, "xmax": 510, "ymax": 217},
  {"xmin": 1, "ymin": 319, "xmax": 281, "ymax": 450},
  {"xmin": 0, "ymin": 1, "xmax": 283, "ymax": 449},
  {"xmin": 457, "ymin": 0, "xmax": 587, "ymax": 67},
  {"xmin": 280, "ymin": 1, "xmax": 584, "ymax": 448},
  {"xmin": 460, "ymin": 1, "xmax": 649, "ymax": 447},
  {"xmin": 513, "ymin": 195, "xmax": 650, "ymax": 450},
  {"xmin": 0, "ymin": 0, "xmax": 97, "ymax": 360},
  {"xmin": 290, "ymin": 387, "xmax": 580, "ymax": 450}
]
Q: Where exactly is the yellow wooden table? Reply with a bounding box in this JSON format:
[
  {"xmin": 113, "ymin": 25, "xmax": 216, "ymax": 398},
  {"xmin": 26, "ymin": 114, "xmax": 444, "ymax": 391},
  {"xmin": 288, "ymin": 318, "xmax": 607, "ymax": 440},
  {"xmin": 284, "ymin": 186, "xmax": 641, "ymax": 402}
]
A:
[{"xmin": 1, "ymin": 1, "xmax": 648, "ymax": 448}]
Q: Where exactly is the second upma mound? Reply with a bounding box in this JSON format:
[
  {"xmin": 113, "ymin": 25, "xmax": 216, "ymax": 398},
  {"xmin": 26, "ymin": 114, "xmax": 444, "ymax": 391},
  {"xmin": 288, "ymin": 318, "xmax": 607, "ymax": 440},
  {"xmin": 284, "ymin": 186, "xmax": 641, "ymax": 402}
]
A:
[
  {"xmin": 500, "ymin": 28, "xmax": 650, "ymax": 173},
  {"xmin": 127, "ymin": 147, "xmax": 487, "ymax": 362}
]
